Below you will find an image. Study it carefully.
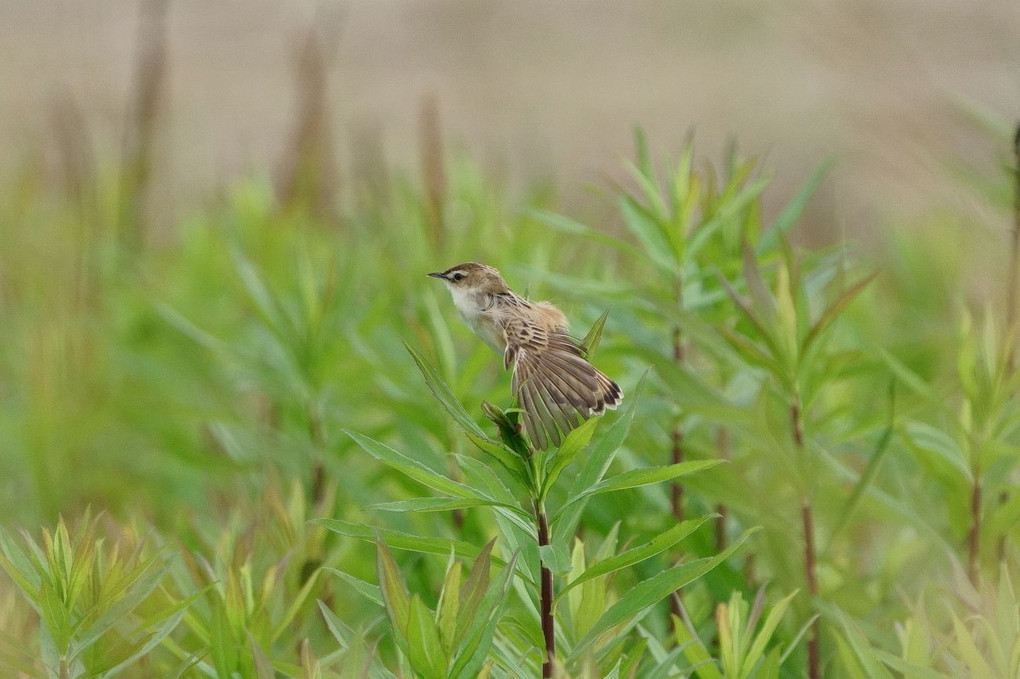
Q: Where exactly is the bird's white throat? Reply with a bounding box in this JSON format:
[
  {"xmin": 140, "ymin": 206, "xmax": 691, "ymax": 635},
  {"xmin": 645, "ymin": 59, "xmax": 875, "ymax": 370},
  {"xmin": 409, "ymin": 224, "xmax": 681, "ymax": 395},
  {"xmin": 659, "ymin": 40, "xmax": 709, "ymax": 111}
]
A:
[{"xmin": 448, "ymin": 284, "xmax": 485, "ymax": 320}]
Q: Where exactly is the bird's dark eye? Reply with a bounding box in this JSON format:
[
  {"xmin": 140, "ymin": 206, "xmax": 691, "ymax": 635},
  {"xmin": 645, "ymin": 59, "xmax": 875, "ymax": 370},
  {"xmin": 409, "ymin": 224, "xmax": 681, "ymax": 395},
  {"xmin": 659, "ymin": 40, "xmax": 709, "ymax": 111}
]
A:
[{"xmin": 452, "ymin": 272, "xmax": 465, "ymax": 281}]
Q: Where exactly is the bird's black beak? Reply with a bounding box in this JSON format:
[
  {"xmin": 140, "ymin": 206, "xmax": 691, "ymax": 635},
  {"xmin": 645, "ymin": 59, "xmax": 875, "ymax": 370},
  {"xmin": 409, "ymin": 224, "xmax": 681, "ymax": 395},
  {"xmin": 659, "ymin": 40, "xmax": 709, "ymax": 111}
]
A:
[{"xmin": 427, "ymin": 271, "xmax": 448, "ymax": 280}]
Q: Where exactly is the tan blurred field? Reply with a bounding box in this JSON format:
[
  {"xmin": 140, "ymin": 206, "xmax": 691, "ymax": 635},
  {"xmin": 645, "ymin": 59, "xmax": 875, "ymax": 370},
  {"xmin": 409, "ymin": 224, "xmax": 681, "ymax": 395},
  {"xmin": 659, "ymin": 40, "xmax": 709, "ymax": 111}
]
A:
[{"xmin": 1, "ymin": 0, "xmax": 1018, "ymax": 228}]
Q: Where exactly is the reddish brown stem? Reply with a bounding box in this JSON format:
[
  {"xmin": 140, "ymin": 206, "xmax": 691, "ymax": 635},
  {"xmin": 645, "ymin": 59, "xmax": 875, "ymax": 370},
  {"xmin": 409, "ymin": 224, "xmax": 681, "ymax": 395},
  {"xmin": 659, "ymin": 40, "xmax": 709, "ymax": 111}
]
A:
[
  {"xmin": 1008, "ymin": 123, "xmax": 1020, "ymax": 372},
  {"xmin": 715, "ymin": 428, "xmax": 731, "ymax": 551},
  {"xmin": 968, "ymin": 478, "xmax": 982, "ymax": 585},
  {"xmin": 669, "ymin": 323, "xmax": 686, "ymax": 624},
  {"xmin": 537, "ymin": 507, "xmax": 555, "ymax": 677},
  {"xmin": 802, "ymin": 499, "xmax": 819, "ymax": 679},
  {"xmin": 791, "ymin": 401, "xmax": 805, "ymax": 448},
  {"xmin": 793, "ymin": 399, "xmax": 818, "ymax": 679},
  {"xmin": 671, "ymin": 427, "xmax": 685, "ymax": 520}
]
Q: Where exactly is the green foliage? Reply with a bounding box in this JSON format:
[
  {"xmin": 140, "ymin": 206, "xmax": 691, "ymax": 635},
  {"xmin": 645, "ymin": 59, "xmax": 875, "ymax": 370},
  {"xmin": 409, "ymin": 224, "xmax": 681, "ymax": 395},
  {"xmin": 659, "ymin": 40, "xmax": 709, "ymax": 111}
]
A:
[
  {"xmin": 0, "ymin": 122, "xmax": 1018, "ymax": 679},
  {"xmin": 0, "ymin": 514, "xmax": 186, "ymax": 678},
  {"xmin": 674, "ymin": 588, "xmax": 803, "ymax": 679}
]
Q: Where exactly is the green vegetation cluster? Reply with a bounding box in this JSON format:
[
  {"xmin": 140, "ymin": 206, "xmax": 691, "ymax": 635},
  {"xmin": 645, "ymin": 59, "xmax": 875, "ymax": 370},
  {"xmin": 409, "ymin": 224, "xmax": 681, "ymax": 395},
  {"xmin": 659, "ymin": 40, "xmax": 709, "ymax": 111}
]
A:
[{"xmin": 0, "ymin": 125, "xmax": 1018, "ymax": 679}]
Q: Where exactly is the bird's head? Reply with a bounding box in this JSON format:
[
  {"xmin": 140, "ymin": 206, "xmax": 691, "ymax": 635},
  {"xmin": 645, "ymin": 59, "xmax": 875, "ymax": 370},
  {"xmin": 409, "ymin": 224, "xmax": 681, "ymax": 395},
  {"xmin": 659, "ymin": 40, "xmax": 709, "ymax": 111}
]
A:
[{"xmin": 428, "ymin": 262, "xmax": 509, "ymax": 295}]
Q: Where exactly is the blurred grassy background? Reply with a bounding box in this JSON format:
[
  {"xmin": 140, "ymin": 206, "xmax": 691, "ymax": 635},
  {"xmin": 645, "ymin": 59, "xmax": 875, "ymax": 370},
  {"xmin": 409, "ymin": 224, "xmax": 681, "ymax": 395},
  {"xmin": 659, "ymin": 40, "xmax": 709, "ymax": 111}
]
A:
[{"xmin": 1, "ymin": 0, "xmax": 1018, "ymax": 227}]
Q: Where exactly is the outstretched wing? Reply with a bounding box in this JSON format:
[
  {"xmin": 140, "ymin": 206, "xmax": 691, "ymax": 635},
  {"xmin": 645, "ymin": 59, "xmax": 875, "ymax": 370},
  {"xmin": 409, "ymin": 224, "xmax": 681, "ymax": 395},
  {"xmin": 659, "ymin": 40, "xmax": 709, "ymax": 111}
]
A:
[{"xmin": 502, "ymin": 317, "xmax": 622, "ymax": 450}]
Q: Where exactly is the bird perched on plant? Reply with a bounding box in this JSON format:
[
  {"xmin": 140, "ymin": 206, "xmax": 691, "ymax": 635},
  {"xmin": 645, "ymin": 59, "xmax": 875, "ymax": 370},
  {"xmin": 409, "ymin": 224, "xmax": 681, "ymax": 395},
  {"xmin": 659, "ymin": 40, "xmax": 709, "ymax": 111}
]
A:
[{"xmin": 429, "ymin": 262, "xmax": 622, "ymax": 450}]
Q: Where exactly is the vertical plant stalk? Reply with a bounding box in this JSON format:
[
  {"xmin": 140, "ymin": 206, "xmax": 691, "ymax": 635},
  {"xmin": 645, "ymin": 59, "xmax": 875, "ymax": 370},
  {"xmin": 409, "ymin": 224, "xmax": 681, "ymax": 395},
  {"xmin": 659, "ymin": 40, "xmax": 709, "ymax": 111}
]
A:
[
  {"xmin": 419, "ymin": 94, "xmax": 448, "ymax": 249},
  {"xmin": 1007, "ymin": 124, "xmax": 1020, "ymax": 373},
  {"xmin": 276, "ymin": 9, "xmax": 343, "ymax": 215},
  {"xmin": 120, "ymin": 0, "xmax": 169, "ymax": 246},
  {"xmin": 792, "ymin": 399, "xmax": 820, "ymax": 679},
  {"xmin": 669, "ymin": 322, "xmax": 686, "ymax": 624},
  {"xmin": 996, "ymin": 124, "xmax": 1020, "ymax": 564},
  {"xmin": 967, "ymin": 476, "xmax": 982, "ymax": 584},
  {"xmin": 536, "ymin": 503, "xmax": 555, "ymax": 678},
  {"xmin": 715, "ymin": 428, "xmax": 730, "ymax": 551}
]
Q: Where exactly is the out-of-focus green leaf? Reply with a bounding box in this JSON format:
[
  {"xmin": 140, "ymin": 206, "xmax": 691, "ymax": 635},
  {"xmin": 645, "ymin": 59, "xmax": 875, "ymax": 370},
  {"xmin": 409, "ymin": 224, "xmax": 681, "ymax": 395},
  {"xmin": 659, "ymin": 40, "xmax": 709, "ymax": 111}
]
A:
[
  {"xmin": 801, "ymin": 272, "xmax": 877, "ymax": 355},
  {"xmin": 758, "ymin": 158, "xmax": 834, "ymax": 254},
  {"xmin": 741, "ymin": 589, "xmax": 798, "ymax": 678},
  {"xmin": 313, "ymin": 520, "xmax": 492, "ymax": 565},
  {"xmin": 619, "ymin": 195, "xmax": 677, "ymax": 273},
  {"xmin": 555, "ymin": 460, "xmax": 724, "ymax": 521},
  {"xmin": 322, "ymin": 568, "xmax": 383, "ymax": 607}
]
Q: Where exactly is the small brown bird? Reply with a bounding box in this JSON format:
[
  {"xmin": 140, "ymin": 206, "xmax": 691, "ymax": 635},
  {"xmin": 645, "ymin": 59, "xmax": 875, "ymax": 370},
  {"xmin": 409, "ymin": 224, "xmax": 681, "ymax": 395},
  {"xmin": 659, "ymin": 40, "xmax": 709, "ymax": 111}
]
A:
[{"xmin": 429, "ymin": 262, "xmax": 622, "ymax": 449}]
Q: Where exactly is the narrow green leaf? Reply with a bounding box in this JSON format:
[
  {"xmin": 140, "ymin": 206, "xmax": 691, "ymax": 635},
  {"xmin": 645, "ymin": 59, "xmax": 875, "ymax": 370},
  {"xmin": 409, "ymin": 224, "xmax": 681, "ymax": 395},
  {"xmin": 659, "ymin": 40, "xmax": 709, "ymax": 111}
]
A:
[
  {"xmin": 405, "ymin": 342, "xmax": 487, "ymax": 437},
  {"xmin": 742, "ymin": 240, "xmax": 776, "ymax": 319},
  {"xmin": 0, "ymin": 529, "xmax": 41, "ymax": 598},
  {"xmin": 801, "ymin": 272, "xmax": 877, "ymax": 355},
  {"xmin": 316, "ymin": 600, "xmax": 351, "ymax": 650},
  {"xmin": 579, "ymin": 309, "xmax": 611, "ymax": 359},
  {"xmin": 674, "ymin": 611, "xmax": 722, "ymax": 679},
  {"xmin": 558, "ymin": 516, "xmax": 714, "ymax": 602},
  {"xmin": 740, "ymin": 589, "xmax": 798, "ymax": 679},
  {"xmin": 901, "ymin": 422, "xmax": 971, "ymax": 480},
  {"xmin": 322, "ymin": 568, "xmax": 383, "ymax": 607},
  {"xmin": 875, "ymin": 652, "xmax": 952, "ymax": 679},
  {"xmin": 718, "ymin": 274, "xmax": 785, "ymax": 367},
  {"xmin": 837, "ymin": 611, "xmax": 897, "ymax": 679},
  {"xmin": 527, "ymin": 209, "xmax": 645, "ymax": 261},
  {"xmin": 620, "ymin": 195, "xmax": 676, "ymax": 272},
  {"xmin": 466, "ymin": 433, "xmax": 528, "ymax": 485},
  {"xmin": 272, "ymin": 566, "xmax": 323, "ymax": 644},
  {"xmin": 101, "ymin": 607, "xmax": 189, "ymax": 678},
  {"xmin": 345, "ymin": 429, "xmax": 480, "ymax": 500},
  {"xmin": 70, "ymin": 554, "xmax": 174, "ymax": 661},
  {"xmin": 555, "ymin": 461, "xmax": 724, "ymax": 522},
  {"xmin": 542, "ymin": 416, "xmax": 601, "ymax": 501},
  {"xmin": 249, "ymin": 632, "xmax": 276, "ymax": 679},
  {"xmin": 313, "ymin": 520, "xmax": 513, "ymax": 579},
  {"xmin": 826, "ymin": 393, "xmax": 895, "ymax": 552},
  {"xmin": 370, "ymin": 497, "xmax": 530, "ymax": 521},
  {"xmin": 570, "ymin": 529, "xmax": 758, "ymax": 661}
]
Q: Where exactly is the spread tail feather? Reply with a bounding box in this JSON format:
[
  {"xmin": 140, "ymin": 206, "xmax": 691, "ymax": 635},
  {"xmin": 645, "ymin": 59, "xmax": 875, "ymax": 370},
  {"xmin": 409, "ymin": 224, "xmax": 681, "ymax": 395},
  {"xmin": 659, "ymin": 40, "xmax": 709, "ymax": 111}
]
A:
[{"xmin": 511, "ymin": 341, "xmax": 623, "ymax": 450}]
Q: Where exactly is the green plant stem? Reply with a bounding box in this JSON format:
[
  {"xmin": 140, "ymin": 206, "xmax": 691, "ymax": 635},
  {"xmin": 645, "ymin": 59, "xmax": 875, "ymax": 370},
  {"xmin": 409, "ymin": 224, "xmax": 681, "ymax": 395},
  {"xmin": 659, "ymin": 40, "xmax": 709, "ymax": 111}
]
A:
[{"xmin": 536, "ymin": 503, "xmax": 555, "ymax": 678}]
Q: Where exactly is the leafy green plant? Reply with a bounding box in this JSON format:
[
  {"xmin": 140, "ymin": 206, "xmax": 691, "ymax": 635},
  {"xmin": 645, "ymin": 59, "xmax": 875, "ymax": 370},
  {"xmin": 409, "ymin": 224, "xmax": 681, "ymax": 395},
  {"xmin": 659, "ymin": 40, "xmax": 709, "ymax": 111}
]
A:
[
  {"xmin": 0, "ymin": 514, "xmax": 187, "ymax": 678},
  {"xmin": 317, "ymin": 339, "xmax": 754, "ymax": 678},
  {"xmin": 674, "ymin": 588, "xmax": 805, "ymax": 679},
  {"xmin": 833, "ymin": 564, "xmax": 1020, "ymax": 679}
]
